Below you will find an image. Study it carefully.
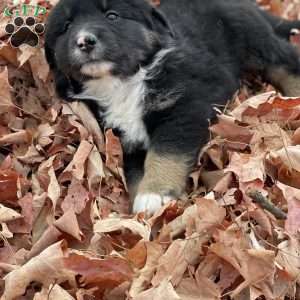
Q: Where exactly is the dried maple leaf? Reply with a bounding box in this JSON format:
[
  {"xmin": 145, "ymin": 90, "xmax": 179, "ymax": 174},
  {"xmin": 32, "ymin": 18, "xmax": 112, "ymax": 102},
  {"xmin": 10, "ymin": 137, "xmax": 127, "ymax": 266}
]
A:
[
  {"xmin": 0, "ymin": 204, "xmax": 21, "ymax": 223},
  {"xmin": 266, "ymin": 146, "xmax": 300, "ymax": 189},
  {"xmin": 69, "ymin": 101, "xmax": 105, "ymax": 152},
  {"xmin": 125, "ymin": 241, "xmax": 147, "ymax": 269},
  {"xmin": 163, "ymin": 198, "xmax": 226, "ymax": 238},
  {"xmin": 64, "ymin": 252, "xmax": 133, "ymax": 297},
  {"xmin": 105, "ymin": 129, "xmax": 123, "ymax": 171},
  {"xmin": 269, "ymin": 145, "xmax": 300, "ymax": 172},
  {"xmin": 133, "ymin": 279, "xmax": 180, "ymax": 300},
  {"xmin": 232, "ymin": 92, "xmax": 300, "ymax": 124},
  {"xmin": 103, "ymin": 281, "xmax": 131, "ymax": 300},
  {"xmin": 7, "ymin": 193, "xmax": 33, "ymax": 234},
  {"xmin": 37, "ymin": 123, "xmax": 54, "ymax": 147},
  {"xmin": 0, "ymin": 44, "xmax": 19, "ymax": 67},
  {"xmin": 276, "ymin": 237, "xmax": 300, "ymax": 284},
  {"xmin": 87, "ymin": 145, "xmax": 105, "ymax": 190},
  {"xmin": 0, "ymin": 130, "xmax": 31, "ymax": 146},
  {"xmin": 250, "ymin": 122, "xmax": 291, "ymax": 154},
  {"xmin": 129, "ymin": 242, "xmax": 163, "ymax": 297},
  {"xmin": 226, "ymin": 152, "xmax": 265, "ymax": 183},
  {"xmin": 61, "ymin": 178, "xmax": 90, "ymax": 214},
  {"xmin": 1, "ymin": 241, "xmax": 75, "ymax": 300},
  {"xmin": 17, "ymin": 145, "xmax": 45, "ymax": 164},
  {"xmin": 94, "ymin": 217, "xmax": 151, "ymax": 241},
  {"xmin": 0, "ymin": 67, "xmax": 13, "ymax": 112},
  {"xmin": 151, "ymin": 239, "xmax": 188, "ymax": 287},
  {"xmin": 47, "ymin": 165, "xmax": 61, "ymax": 209},
  {"xmin": 277, "ymin": 183, "xmax": 300, "ymax": 235},
  {"xmin": 210, "ymin": 114, "xmax": 253, "ymax": 144},
  {"xmin": 0, "ymin": 169, "xmax": 19, "ymax": 204},
  {"xmin": 18, "ymin": 45, "xmax": 37, "ymax": 67},
  {"xmin": 176, "ymin": 276, "xmax": 220, "ymax": 300},
  {"xmin": 27, "ymin": 224, "xmax": 62, "ymax": 260},
  {"xmin": 62, "ymin": 140, "xmax": 93, "ymax": 181},
  {"xmin": 34, "ymin": 284, "xmax": 75, "ymax": 300},
  {"xmin": 54, "ymin": 209, "xmax": 83, "ymax": 241},
  {"xmin": 211, "ymin": 224, "xmax": 275, "ymax": 298}
]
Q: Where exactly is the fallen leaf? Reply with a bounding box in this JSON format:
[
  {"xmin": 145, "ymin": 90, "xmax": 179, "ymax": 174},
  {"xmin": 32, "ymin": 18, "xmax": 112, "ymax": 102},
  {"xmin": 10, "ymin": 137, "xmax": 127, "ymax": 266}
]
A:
[
  {"xmin": 94, "ymin": 217, "xmax": 151, "ymax": 241},
  {"xmin": 1, "ymin": 241, "xmax": 75, "ymax": 300},
  {"xmin": 176, "ymin": 276, "xmax": 220, "ymax": 300},
  {"xmin": 152, "ymin": 239, "xmax": 188, "ymax": 287},
  {"xmin": 7, "ymin": 193, "xmax": 33, "ymax": 234},
  {"xmin": 18, "ymin": 145, "xmax": 45, "ymax": 164},
  {"xmin": 69, "ymin": 101, "xmax": 105, "ymax": 152},
  {"xmin": 105, "ymin": 129, "xmax": 123, "ymax": 171},
  {"xmin": 0, "ymin": 204, "xmax": 21, "ymax": 223},
  {"xmin": 211, "ymin": 225, "xmax": 275, "ymax": 298},
  {"xmin": 54, "ymin": 208, "xmax": 83, "ymax": 241},
  {"xmin": 210, "ymin": 114, "xmax": 253, "ymax": 144},
  {"xmin": 125, "ymin": 241, "xmax": 147, "ymax": 269},
  {"xmin": 133, "ymin": 279, "xmax": 180, "ymax": 300},
  {"xmin": 277, "ymin": 183, "xmax": 300, "ymax": 235},
  {"xmin": 270, "ymin": 145, "xmax": 300, "ymax": 172},
  {"xmin": 0, "ymin": 169, "xmax": 19, "ymax": 204},
  {"xmin": 226, "ymin": 152, "xmax": 265, "ymax": 183},
  {"xmin": 0, "ymin": 67, "xmax": 13, "ymax": 112},
  {"xmin": 276, "ymin": 237, "xmax": 300, "ymax": 284},
  {"xmin": 62, "ymin": 140, "xmax": 93, "ymax": 181},
  {"xmin": 129, "ymin": 242, "xmax": 163, "ymax": 297},
  {"xmin": 0, "ymin": 130, "xmax": 31, "ymax": 146},
  {"xmin": 61, "ymin": 178, "xmax": 90, "ymax": 214},
  {"xmin": 34, "ymin": 284, "xmax": 75, "ymax": 300},
  {"xmin": 64, "ymin": 252, "xmax": 133, "ymax": 296}
]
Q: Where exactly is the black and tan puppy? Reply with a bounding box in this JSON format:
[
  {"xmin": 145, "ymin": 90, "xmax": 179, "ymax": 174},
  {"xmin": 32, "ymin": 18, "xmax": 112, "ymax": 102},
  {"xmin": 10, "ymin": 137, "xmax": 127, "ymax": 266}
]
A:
[{"xmin": 45, "ymin": 0, "xmax": 300, "ymax": 214}]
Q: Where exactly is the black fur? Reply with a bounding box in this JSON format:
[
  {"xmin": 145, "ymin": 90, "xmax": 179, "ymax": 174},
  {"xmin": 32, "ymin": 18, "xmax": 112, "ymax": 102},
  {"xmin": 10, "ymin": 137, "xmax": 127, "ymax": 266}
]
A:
[{"xmin": 45, "ymin": 0, "xmax": 300, "ymax": 212}]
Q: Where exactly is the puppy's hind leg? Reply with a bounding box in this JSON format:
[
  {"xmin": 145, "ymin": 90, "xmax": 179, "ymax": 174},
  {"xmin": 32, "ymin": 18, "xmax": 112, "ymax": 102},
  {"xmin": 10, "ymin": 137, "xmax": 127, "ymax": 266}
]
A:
[
  {"xmin": 257, "ymin": 35, "xmax": 300, "ymax": 97},
  {"xmin": 267, "ymin": 65, "xmax": 300, "ymax": 97},
  {"xmin": 258, "ymin": 9, "xmax": 300, "ymax": 41},
  {"xmin": 237, "ymin": 8, "xmax": 300, "ymax": 97}
]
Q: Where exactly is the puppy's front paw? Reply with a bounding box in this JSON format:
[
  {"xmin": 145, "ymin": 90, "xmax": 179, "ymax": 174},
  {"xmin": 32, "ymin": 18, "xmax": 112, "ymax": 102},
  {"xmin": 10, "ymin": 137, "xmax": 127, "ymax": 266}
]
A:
[{"xmin": 133, "ymin": 193, "xmax": 173, "ymax": 215}]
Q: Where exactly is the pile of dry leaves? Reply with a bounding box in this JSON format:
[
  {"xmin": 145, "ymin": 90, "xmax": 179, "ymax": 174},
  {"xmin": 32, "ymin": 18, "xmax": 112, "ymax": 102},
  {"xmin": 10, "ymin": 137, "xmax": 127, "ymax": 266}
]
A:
[{"xmin": 1, "ymin": 0, "xmax": 300, "ymax": 299}]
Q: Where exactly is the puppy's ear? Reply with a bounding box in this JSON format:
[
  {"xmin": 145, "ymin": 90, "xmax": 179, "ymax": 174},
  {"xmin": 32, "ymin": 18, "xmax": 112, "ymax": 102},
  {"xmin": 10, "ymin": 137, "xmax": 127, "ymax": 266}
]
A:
[
  {"xmin": 53, "ymin": 69, "xmax": 72, "ymax": 99},
  {"xmin": 45, "ymin": 42, "xmax": 56, "ymax": 69},
  {"xmin": 151, "ymin": 8, "xmax": 175, "ymax": 38},
  {"xmin": 44, "ymin": 42, "xmax": 73, "ymax": 99}
]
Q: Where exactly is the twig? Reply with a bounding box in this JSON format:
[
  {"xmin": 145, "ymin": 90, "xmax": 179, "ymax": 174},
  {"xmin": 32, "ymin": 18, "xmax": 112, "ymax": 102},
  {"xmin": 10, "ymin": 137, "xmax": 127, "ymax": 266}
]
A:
[{"xmin": 247, "ymin": 190, "xmax": 287, "ymax": 220}]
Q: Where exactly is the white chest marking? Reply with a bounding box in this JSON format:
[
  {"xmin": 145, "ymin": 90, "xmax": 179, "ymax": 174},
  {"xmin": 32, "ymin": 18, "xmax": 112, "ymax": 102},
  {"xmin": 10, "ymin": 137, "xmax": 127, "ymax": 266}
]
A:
[
  {"xmin": 82, "ymin": 69, "xmax": 150, "ymax": 151},
  {"xmin": 77, "ymin": 49, "xmax": 175, "ymax": 152}
]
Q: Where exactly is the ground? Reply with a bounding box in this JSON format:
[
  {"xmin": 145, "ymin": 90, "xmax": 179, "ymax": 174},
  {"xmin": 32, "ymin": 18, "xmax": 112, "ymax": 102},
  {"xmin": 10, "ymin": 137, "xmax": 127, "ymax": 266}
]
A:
[{"xmin": 0, "ymin": 0, "xmax": 300, "ymax": 299}]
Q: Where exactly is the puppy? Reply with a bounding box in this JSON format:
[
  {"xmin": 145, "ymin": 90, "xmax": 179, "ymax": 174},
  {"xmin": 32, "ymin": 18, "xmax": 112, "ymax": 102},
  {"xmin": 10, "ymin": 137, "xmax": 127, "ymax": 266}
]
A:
[{"xmin": 45, "ymin": 0, "xmax": 300, "ymax": 214}]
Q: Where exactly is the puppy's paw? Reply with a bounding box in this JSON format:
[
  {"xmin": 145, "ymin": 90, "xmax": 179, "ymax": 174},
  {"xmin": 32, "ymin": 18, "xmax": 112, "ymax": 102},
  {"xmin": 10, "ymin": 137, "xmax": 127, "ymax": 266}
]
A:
[{"xmin": 133, "ymin": 193, "xmax": 173, "ymax": 215}]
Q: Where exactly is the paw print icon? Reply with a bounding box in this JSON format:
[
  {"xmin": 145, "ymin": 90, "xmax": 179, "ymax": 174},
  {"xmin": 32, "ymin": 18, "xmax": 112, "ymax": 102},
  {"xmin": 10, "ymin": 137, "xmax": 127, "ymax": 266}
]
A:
[{"xmin": 5, "ymin": 16, "xmax": 45, "ymax": 48}]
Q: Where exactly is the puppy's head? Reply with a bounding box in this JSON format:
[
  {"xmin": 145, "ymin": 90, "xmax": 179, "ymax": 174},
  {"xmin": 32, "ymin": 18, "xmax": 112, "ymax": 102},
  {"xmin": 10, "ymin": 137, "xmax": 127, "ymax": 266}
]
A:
[{"xmin": 45, "ymin": 0, "xmax": 173, "ymax": 97}]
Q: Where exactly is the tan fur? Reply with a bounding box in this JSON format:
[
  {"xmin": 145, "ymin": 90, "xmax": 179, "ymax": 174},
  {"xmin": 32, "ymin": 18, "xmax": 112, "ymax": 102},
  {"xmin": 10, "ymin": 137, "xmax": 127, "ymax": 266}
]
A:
[
  {"xmin": 81, "ymin": 62, "xmax": 114, "ymax": 78},
  {"xmin": 137, "ymin": 150, "xmax": 192, "ymax": 196},
  {"xmin": 268, "ymin": 67, "xmax": 300, "ymax": 97}
]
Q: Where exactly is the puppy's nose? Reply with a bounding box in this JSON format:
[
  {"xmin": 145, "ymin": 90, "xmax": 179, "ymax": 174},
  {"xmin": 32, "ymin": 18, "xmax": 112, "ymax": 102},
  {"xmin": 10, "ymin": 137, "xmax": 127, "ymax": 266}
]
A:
[{"xmin": 77, "ymin": 33, "xmax": 97, "ymax": 51}]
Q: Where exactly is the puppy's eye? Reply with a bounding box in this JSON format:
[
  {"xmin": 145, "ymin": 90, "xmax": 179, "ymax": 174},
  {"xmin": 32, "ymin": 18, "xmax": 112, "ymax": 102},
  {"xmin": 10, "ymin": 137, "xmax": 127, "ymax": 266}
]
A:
[
  {"xmin": 105, "ymin": 11, "xmax": 119, "ymax": 21},
  {"xmin": 63, "ymin": 21, "xmax": 72, "ymax": 32}
]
